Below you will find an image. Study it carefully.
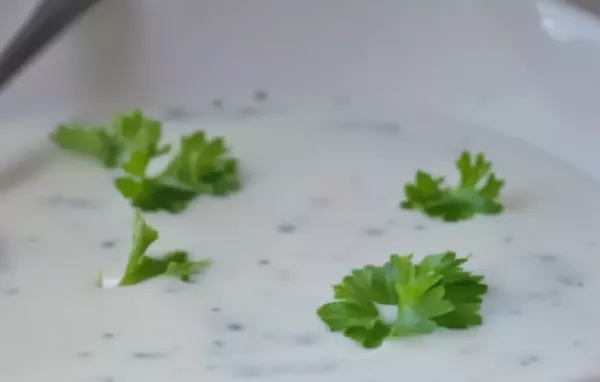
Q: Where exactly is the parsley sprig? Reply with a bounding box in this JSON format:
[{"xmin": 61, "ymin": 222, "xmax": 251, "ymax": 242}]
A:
[
  {"xmin": 98, "ymin": 210, "xmax": 210, "ymax": 287},
  {"xmin": 400, "ymin": 151, "xmax": 504, "ymax": 222},
  {"xmin": 317, "ymin": 252, "xmax": 487, "ymax": 349},
  {"xmin": 51, "ymin": 110, "xmax": 242, "ymax": 213},
  {"xmin": 51, "ymin": 110, "xmax": 171, "ymax": 168},
  {"xmin": 115, "ymin": 130, "xmax": 241, "ymax": 213}
]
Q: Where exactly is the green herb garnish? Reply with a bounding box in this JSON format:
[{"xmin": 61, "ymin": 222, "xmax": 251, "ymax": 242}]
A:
[
  {"xmin": 52, "ymin": 110, "xmax": 242, "ymax": 213},
  {"xmin": 400, "ymin": 151, "xmax": 504, "ymax": 222},
  {"xmin": 160, "ymin": 131, "xmax": 241, "ymax": 195},
  {"xmin": 51, "ymin": 110, "xmax": 170, "ymax": 168},
  {"xmin": 115, "ymin": 131, "xmax": 241, "ymax": 213},
  {"xmin": 317, "ymin": 251, "xmax": 487, "ymax": 349},
  {"xmin": 50, "ymin": 124, "xmax": 122, "ymax": 168},
  {"xmin": 99, "ymin": 209, "xmax": 210, "ymax": 287}
]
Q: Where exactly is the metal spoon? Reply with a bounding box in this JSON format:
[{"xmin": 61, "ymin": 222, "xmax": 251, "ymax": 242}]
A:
[
  {"xmin": 0, "ymin": 0, "xmax": 103, "ymax": 93},
  {"xmin": 565, "ymin": 0, "xmax": 600, "ymax": 17}
]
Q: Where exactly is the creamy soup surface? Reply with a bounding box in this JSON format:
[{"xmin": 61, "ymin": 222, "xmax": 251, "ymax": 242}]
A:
[{"xmin": 0, "ymin": 112, "xmax": 599, "ymax": 382}]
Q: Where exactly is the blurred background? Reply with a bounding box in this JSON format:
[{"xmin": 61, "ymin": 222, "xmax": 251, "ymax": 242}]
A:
[{"xmin": 1, "ymin": 0, "xmax": 600, "ymax": 175}]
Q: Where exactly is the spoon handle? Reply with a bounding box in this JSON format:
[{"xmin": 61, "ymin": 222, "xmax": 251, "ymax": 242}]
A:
[{"xmin": 0, "ymin": 0, "xmax": 103, "ymax": 93}]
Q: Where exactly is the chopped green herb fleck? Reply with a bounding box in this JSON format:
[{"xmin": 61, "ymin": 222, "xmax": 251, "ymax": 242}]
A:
[
  {"xmin": 400, "ymin": 151, "xmax": 505, "ymax": 222},
  {"xmin": 253, "ymin": 90, "xmax": 268, "ymax": 102}
]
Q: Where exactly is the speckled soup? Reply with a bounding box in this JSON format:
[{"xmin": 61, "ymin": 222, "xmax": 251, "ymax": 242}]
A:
[{"xmin": 0, "ymin": 110, "xmax": 599, "ymax": 382}]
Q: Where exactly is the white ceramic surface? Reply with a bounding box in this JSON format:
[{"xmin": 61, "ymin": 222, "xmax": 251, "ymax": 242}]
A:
[
  {"xmin": 0, "ymin": 110, "xmax": 599, "ymax": 381},
  {"xmin": 2, "ymin": 0, "xmax": 600, "ymax": 180}
]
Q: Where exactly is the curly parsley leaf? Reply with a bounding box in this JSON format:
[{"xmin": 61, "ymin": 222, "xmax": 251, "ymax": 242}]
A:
[
  {"xmin": 116, "ymin": 131, "xmax": 242, "ymax": 213},
  {"xmin": 390, "ymin": 255, "xmax": 454, "ymax": 336},
  {"xmin": 52, "ymin": 110, "xmax": 242, "ymax": 213},
  {"xmin": 115, "ymin": 112, "xmax": 171, "ymax": 176},
  {"xmin": 113, "ymin": 124, "xmax": 198, "ymax": 213},
  {"xmin": 317, "ymin": 252, "xmax": 487, "ymax": 348},
  {"xmin": 160, "ymin": 131, "xmax": 242, "ymax": 196},
  {"xmin": 317, "ymin": 300, "xmax": 391, "ymax": 349},
  {"xmin": 332, "ymin": 264, "xmax": 398, "ymax": 305},
  {"xmin": 342, "ymin": 321, "xmax": 392, "ymax": 349},
  {"xmin": 400, "ymin": 151, "xmax": 505, "ymax": 222},
  {"xmin": 418, "ymin": 252, "xmax": 488, "ymax": 329},
  {"xmin": 50, "ymin": 124, "xmax": 123, "ymax": 168},
  {"xmin": 115, "ymin": 177, "xmax": 197, "ymax": 214},
  {"xmin": 50, "ymin": 110, "xmax": 170, "ymax": 169},
  {"xmin": 101, "ymin": 209, "xmax": 210, "ymax": 287}
]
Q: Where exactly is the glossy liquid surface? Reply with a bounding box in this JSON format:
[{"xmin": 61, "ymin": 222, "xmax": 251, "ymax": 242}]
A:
[{"xmin": 0, "ymin": 112, "xmax": 599, "ymax": 382}]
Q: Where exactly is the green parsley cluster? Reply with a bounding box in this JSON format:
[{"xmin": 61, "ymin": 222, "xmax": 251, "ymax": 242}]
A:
[
  {"xmin": 52, "ymin": 111, "xmax": 240, "ymax": 286},
  {"xmin": 318, "ymin": 252, "xmax": 487, "ymax": 348},
  {"xmin": 52, "ymin": 109, "xmax": 501, "ymax": 347},
  {"xmin": 400, "ymin": 151, "xmax": 504, "ymax": 222}
]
